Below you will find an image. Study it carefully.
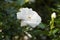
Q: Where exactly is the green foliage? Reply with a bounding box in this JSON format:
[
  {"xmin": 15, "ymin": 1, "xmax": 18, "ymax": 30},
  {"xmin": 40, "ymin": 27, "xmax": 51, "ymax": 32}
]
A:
[{"xmin": 0, "ymin": 0, "xmax": 60, "ymax": 40}]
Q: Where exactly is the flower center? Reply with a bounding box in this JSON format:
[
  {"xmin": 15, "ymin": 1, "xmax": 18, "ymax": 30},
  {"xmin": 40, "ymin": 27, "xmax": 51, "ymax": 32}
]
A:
[{"xmin": 28, "ymin": 16, "xmax": 31, "ymax": 19}]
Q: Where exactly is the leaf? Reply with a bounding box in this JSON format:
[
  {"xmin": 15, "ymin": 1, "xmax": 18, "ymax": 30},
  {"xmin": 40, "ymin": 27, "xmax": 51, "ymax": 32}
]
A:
[
  {"xmin": 52, "ymin": 28, "xmax": 59, "ymax": 35},
  {"xmin": 38, "ymin": 23, "xmax": 46, "ymax": 29},
  {"xmin": 16, "ymin": 0, "xmax": 29, "ymax": 6},
  {"xmin": 49, "ymin": 28, "xmax": 59, "ymax": 36}
]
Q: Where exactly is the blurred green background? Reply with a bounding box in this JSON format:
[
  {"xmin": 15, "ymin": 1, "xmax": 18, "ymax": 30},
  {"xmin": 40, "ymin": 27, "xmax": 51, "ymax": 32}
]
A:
[{"xmin": 0, "ymin": 0, "xmax": 60, "ymax": 40}]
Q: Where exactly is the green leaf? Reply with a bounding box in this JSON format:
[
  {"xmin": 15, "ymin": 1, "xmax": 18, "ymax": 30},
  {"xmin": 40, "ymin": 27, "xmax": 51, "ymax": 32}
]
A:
[
  {"xmin": 52, "ymin": 28, "xmax": 59, "ymax": 35},
  {"xmin": 16, "ymin": 0, "xmax": 29, "ymax": 6},
  {"xmin": 38, "ymin": 23, "xmax": 46, "ymax": 29},
  {"xmin": 49, "ymin": 28, "xmax": 59, "ymax": 36}
]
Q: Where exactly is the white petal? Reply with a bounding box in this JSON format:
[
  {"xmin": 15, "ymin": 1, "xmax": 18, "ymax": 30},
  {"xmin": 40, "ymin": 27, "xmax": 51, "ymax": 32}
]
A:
[
  {"xmin": 17, "ymin": 12, "xmax": 22, "ymax": 19},
  {"xmin": 51, "ymin": 12, "xmax": 56, "ymax": 18},
  {"xmin": 21, "ymin": 21, "xmax": 27, "ymax": 27}
]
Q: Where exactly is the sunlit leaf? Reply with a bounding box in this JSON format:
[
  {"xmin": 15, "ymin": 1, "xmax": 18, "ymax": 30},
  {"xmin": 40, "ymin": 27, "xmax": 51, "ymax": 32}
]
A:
[{"xmin": 16, "ymin": 0, "xmax": 29, "ymax": 6}]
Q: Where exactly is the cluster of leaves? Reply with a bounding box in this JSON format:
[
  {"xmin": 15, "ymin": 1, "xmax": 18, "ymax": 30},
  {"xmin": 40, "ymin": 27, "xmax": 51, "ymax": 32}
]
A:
[{"xmin": 0, "ymin": 0, "xmax": 60, "ymax": 40}]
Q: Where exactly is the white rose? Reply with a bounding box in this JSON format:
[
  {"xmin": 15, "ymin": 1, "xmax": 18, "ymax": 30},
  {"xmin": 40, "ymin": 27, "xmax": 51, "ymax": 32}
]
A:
[{"xmin": 17, "ymin": 8, "xmax": 42, "ymax": 28}]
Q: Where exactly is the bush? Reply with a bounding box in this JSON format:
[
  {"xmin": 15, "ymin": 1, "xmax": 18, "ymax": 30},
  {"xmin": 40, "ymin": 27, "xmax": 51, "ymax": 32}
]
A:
[{"xmin": 0, "ymin": 0, "xmax": 60, "ymax": 40}]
